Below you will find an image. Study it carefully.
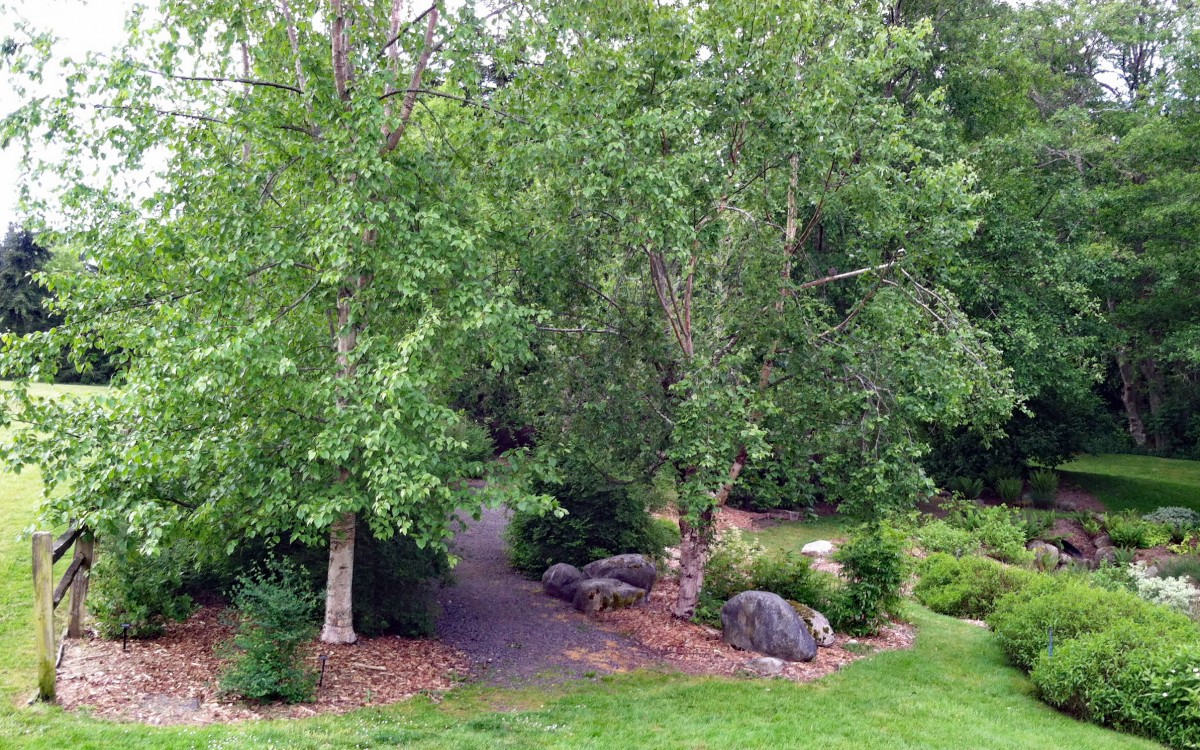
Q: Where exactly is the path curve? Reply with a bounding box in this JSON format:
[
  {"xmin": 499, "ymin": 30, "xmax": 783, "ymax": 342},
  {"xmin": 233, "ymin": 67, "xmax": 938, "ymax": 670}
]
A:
[{"xmin": 436, "ymin": 507, "xmax": 659, "ymax": 686}]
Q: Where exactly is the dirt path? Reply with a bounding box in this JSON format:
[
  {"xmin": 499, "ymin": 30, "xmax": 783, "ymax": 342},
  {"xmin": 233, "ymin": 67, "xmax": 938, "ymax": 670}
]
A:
[{"xmin": 435, "ymin": 507, "xmax": 660, "ymax": 686}]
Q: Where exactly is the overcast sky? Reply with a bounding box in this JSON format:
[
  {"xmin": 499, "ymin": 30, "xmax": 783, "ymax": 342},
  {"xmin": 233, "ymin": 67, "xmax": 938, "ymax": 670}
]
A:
[{"xmin": 0, "ymin": 0, "xmax": 135, "ymax": 230}]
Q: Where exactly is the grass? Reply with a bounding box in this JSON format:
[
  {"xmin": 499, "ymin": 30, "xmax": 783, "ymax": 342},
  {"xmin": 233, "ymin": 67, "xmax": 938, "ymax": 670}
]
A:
[
  {"xmin": 0, "ymin": 391, "xmax": 1170, "ymax": 748},
  {"xmin": 1060, "ymin": 454, "xmax": 1200, "ymax": 515},
  {"xmin": 745, "ymin": 515, "xmax": 856, "ymax": 557}
]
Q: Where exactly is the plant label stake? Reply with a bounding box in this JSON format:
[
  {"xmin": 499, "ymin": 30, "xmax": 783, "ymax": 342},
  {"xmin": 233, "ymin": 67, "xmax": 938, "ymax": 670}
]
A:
[
  {"xmin": 121, "ymin": 623, "xmax": 130, "ymax": 652},
  {"xmin": 1047, "ymin": 626, "xmax": 1053, "ymax": 658},
  {"xmin": 318, "ymin": 654, "xmax": 328, "ymax": 687}
]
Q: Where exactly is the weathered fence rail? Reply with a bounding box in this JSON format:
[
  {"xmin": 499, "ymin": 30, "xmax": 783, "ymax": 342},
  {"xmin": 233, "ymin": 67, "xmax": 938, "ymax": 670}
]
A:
[{"xmin": 32, "ymin": 524, "xmax": 94, "ymax": 702}]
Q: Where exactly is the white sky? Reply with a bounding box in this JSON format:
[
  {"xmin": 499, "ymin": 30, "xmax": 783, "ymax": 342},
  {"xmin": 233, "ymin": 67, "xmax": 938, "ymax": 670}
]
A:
[{"xmin": 0, "ymin": 0, "xmax": 136, "ymax": 230}]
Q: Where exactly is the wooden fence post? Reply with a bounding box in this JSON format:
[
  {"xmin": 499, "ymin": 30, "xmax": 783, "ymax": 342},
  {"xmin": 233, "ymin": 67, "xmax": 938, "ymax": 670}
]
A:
[
  {"xmin": 67, "ymin": 534, "xmax": 94, "ymax": 639},
  {"xmin": 32, "ymin": 531, "xmax": 55, "ymax": 702}
]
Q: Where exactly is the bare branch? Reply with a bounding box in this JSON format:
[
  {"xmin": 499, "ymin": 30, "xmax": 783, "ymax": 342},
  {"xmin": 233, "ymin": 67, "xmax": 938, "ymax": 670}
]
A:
[
  {"xmin": 376, "ymin": 4, "xmax": 437, "ymax": 59},
  {"xmin": 536, "ymin": 326, "xmax": 620, "ymax": 335},
  {"xmin": 379, "ymin": 87, "xmax": 528, "ymax": 123},
  {"xmin": 272, "ymin": 280, "xmax": 322, "ymax": 325},
  {"xmin": 278, "ymin": 0, "xmax": 309, "ymax": 95},
  {"xmin": 795, "ymin": 256, "xmax": 903, "ymax": 291},
  {"xmin": 381, "ymin": 6, "xmax": 439, "ymax": 154}
]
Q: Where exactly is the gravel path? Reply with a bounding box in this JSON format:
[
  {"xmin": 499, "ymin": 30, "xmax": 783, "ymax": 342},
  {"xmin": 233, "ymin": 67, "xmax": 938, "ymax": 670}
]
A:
[{"xmin": 435, "ymin": 507, "xmax": 659, "ymax": 686}]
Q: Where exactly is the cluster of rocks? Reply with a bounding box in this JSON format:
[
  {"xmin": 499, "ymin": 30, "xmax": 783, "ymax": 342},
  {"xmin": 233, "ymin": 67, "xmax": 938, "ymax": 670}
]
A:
[
  {"xmin": 542, "ymin": 549, "xmax": 838, "ymax": 669},
  {"xmin": 542, "ymin": 554, "xmax": 657, "ymax": 614},
  {"xmin": 1027, "ymin": 530, "xmax": 1123, "ymax": 570}
]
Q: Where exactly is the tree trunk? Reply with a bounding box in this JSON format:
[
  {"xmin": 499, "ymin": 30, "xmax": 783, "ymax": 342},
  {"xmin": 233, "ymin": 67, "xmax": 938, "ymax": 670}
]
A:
[
  {"xmin": 321, "ymin": 278, "xmax": 364, "ymax": 644},
  {"xmin": 672, "ymin": 447, "xmax": 748, "ymax": 619},
  {"xmin": 673, "ymin": 508, "xmax": 714, "ymax": 620},
  {"xmin": 1114, "ymin": 346, "xmax": 1147, "ymax": 447},
  {"xmin": 321, "ymin": 509, "xmax": 357, "ymax": 643},
  {"xmin": 1140, "ymin": 357, "xmax": 1167, "ymax": 451}
]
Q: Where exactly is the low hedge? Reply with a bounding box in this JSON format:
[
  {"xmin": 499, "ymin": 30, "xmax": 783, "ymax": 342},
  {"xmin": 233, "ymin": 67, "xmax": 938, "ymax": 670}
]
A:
[
  {"xmin": 913, "ymin": 553, "xmax": 1039, "ymax": 619},
  {"xmin": 987, "ymin": 577, "xmax": 1193, "ymax": 671}
]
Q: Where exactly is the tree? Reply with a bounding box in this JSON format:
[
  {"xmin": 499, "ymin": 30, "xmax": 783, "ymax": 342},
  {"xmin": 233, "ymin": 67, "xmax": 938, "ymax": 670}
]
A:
[
  {"xmin": 0, "ymin": 224, "xmax": 55, "ymax": 335},
  {"xmin": 0, "ymin": 0, "xmax": 541, "ymax": 643},
  {"xmin": 497, "ymin": 0, "xmax": 1016, "ymax": 617}
]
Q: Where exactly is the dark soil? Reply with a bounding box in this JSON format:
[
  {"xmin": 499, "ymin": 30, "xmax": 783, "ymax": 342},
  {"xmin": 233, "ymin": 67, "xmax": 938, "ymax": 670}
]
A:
[{"xmin": 435, "ymin": 507, "xmax": 659, "ymax": 686}]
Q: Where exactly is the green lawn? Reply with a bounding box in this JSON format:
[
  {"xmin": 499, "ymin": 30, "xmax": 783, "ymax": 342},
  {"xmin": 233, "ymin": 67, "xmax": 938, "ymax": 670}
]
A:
[
  {"xmin": 745, "ymin": 515, "xmax": 856, "ymax": 557},
  {"xmin": 0, "ymin": 393, "xmax": 1170, "ymax": 748},
  {"xmin": 1060, "ymin": 453, "xmax": 1200, "ymax": 514}
]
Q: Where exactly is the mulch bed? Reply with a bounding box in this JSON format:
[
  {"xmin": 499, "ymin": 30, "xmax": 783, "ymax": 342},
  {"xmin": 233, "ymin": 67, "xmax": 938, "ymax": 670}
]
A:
[
  {"xmin": 56, "ymin": 605, "xmax": 469, "ymax": 725},
  {"xmin": 594, "ymin": 577, "xmax": 914, "ymax": 680}
]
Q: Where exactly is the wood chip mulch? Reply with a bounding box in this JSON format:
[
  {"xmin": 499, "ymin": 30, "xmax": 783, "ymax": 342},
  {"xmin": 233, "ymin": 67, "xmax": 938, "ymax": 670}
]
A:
[
  {"xmin": 56, "ymin": 605, "xmax": 469, "ymax": 725},
  {"xmin": 592, "ymin": 577, "xmax": 914, "ymax": 681}
]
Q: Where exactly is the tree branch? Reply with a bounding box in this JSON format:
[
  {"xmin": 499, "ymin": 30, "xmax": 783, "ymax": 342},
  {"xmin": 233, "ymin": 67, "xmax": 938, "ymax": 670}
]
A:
[{"xmin": 381, "ymin": 6, "xmax": 439, "ymax": 155}]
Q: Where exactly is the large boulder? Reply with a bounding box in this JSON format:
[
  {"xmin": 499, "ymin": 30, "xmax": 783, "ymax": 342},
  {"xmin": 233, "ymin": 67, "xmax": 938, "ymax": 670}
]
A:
[
  {"xmin": 720, "ymin": 591, "xmax": 817, "ymax": 662},
  {"xmin": 582, "ymin": 554, "xmax": 658, "ymax": 594},
  {"xmin": 542, "ymin": 563, "xmax": 585, "ymax": 601},
  {"xmin": 1094, "ymin": 545, "xmax": 1119, "ymax": 566},
  {"xmin": 788, "ymin": 601, "xmax": 835, "ymax": 647},
  {"xmin": 572, "ymin": 578, "xmax": 647, "ymax": 614},
  {"xmin": 1027, "ymin": 541, "xmax": 1060, "ymax": 569}
]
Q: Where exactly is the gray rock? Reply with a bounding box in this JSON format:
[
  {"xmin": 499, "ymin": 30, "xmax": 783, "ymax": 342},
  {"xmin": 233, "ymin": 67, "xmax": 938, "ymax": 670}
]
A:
[
  {"xmin": 582, "ymin": 554, "xmax": 657, "ymax": 594},
  {"xmin": 1027, "ymin": 541, "xmax": 1060, "ymax": 568},
  {"xmin": 1094, "ymin": 533, "xmax": 1113, "ymax": 548},
  {"xmin": 788, "ymin": 602, "xmax": 835, "ymax": 647},
  {"xmin": 743, "ymin": 657, "xmax": 785, "ymax": 676},
  {"xmin": 720, "ymin": 591, "xmax": 817, "ymax": 662},
  {"xmin": 1094, "ymin": 545, "xmax": 1119, "ymax": 566},
  {"xmin": 542, "ymin": 563, "xmax": 584, "ymax": 601},
  {"xmin": 572, "ymin": 577, "xmax": 647, "ymax": 614}
]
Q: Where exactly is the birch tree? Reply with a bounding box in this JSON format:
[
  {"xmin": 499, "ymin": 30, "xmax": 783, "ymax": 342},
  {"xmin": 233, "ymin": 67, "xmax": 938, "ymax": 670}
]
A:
[{"xmin": 1, "ymin": 0, "xmax": 538, "ymax": 643}]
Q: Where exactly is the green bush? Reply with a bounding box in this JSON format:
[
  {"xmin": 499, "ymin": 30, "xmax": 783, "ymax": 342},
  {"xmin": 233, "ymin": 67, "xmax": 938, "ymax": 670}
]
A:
[
  {"xmin": 696, "ymin": 533, "xmax": 838, "ymax": 628},
  {"xmin": 828, "ymin": 523, "xmax": 907, "ymax": 636},
  {"xmin": 451, "ymin": 414, "xmax": 496, "ymax": 467},
  {"xmin": 995, "ymin": 477, "xmax": 1024, "ymax": 505},
  {"xmin": 987, "ymin": 578, "xmax": 1194, "ymax": 671},
  {"xmin": 1028, "ymin": 469, "xmax": 1059, "ymax": 509},
  {"xmin": 1031, "ymin": 627, "xmax": 1200, "ymax": 749},
  {"xmin": 695, "ymin": 530, "xmax": 761, "ymax": 627},
  {"xmin": 91, "ymin": 538, "xmax": 197, "ymax": 639},
  {"xmin": 750, "ymin": 553, "xmax": 836, "ymax": 609},
  {"xmin": 1103, "ymin": 511, "xmax": 1171, "ymax": 549},
  {"xmin": 218, "ymin": 560, "xmax": 321, "ymax": 704},
  {"xmin": 506, "ymin": 475, "xmax": 672, "ymax": 578},
  {"xmin": 913, "ymin": 519, "xmax": 978, "ymax": 557},
  {"xmin": 938, "ymin": 499, "xmax": 1032, "ymax": 565},
  {"xmin": 351, "ymin": 530, "xmax": 450, "ymax": 637},
  {"xmin": 914, "ymin": 553, "xmax": 1038, "ymax": 619},
  {"xmin": 1142, "ymin": 506, "xmax": 1200, "ymax": 534}
]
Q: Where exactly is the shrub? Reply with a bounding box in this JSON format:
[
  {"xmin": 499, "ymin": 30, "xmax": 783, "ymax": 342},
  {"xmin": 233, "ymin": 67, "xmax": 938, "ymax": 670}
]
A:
[
  {"xmin": 352, "ymin": 530, "xmax": 450, "ymax": 637},
  {"xmin": 750, "ymin": 552, "xmax": 836, "ymax": 609},
  {"xmin": 91, "ymin": 539, "xmax": 196, "ymax": 639},
  {"xmin": 1089, "ymin": 562, "xmax": 1137, "ymax": 593},
  {"xmin": 451, "ymin": 414, "xmax": 496, "ymax": 467},
  {"xmin": 828, "ymin": 523, "xmax": 907, "ymax": 636},
  {"xmin": 1028, "ymin": 469, "xmax": 1058, "ymax": 509},
  {"xmin": 987, "ymin": 578, "xmax": 1194, "ymax": 671},
  {"xmin": 1155, "ymin": 554, "xmax": 1200, "ymax": 584},
  {"xmin": 1129, "ymin": 563, "xmax": 1199, "ymax": 616},
  {"xmin": 506, "ymin": 475, "xmax": 670, "ymax": 577},
  {"xmin": 218, "ymin": 560, "xmax": 321, "ymax": 704},
  {"xmin": 946, "ymin": 476, "xmax": 984, "ymax": 500},
  {"xmin": 914, "ymin": 553, "xmax": 1038, "ymax": 619},
  {"xmin": 995, "ymin": 477, "xmax": 1024, "ymax": 505},
  {"xmin": 913, "ymin": 519, "xmax": 978, "ymax": 557},
  {"xmin": 1103, "ymin": 511, "xmax": 1171, "ymax": 549},
  {"xmin": 939, "ymin": 500, "xmax": 1032, "ymax": 565},
  {"xmin": 1032, "ymin": 628, "xmax": 1200, "ymax": 749},
  {"xmin": 1142, "ymin": 506, "xmax": 1200, "ymax": 533},
  {"xmin": 695, "ymin": 530, "xmax": 762, "ymax": 626}
]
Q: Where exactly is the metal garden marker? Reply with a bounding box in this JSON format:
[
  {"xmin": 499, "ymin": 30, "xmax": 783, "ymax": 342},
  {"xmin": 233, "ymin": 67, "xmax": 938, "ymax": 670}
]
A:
[
  {"xmin": 121, "ymin": 623, "xmax": 131, "ymax": 652},
  {"xmin": 318, "ymin": 654, "xmax": 328, "ymax": 687},
  {"xmin": 1048, "ymin": 626, "xmax": 1054, "ymax": 658}
]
